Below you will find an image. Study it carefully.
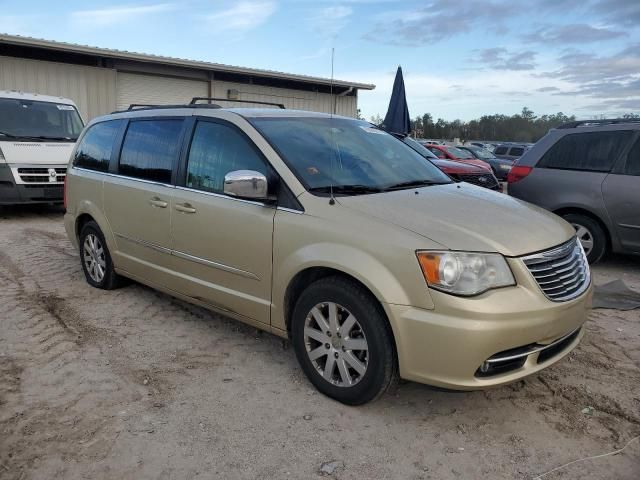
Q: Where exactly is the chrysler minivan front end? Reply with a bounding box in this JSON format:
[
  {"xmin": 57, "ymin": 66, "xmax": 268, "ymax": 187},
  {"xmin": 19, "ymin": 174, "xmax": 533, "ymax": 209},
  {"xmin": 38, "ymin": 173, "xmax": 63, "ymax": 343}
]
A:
[{"xmin": 65, "ymin": 106, "xmax": 592, "ymax": 405}]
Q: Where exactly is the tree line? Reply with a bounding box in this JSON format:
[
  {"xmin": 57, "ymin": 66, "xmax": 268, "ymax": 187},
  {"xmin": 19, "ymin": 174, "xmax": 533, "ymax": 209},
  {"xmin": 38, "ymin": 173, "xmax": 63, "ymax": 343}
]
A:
[{"xmin": 369, "ymin": 108, "xmax": 639, "ymax": 143}]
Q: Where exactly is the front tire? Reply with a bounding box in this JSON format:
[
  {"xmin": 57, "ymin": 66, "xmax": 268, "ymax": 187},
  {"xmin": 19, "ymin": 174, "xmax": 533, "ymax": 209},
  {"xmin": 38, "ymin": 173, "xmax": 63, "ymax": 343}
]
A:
[
  {"xmin": 79, "ymin": 221, "xmax": 124, "ymax": 290},
  {"xmin": 291, "ymin": 276, "xmax": 397, "ymax": 405},
  {"xmin": 562, "ymin": 213, "xmax": 606, "ymax": 264}
]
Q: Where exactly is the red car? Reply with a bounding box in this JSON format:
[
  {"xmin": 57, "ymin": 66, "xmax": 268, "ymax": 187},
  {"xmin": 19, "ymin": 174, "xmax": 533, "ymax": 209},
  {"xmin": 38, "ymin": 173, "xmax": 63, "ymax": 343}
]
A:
[
  {"xmin": 431, "ymin": 157, "xmax": 501, "ymax": 191},
  {"xmin": 401, "ymin": 137, "xmax": 501, "ymax": 191},
  {"xmin": 422, "ymin": 144, "xmax": 492, "ymax": 171}
]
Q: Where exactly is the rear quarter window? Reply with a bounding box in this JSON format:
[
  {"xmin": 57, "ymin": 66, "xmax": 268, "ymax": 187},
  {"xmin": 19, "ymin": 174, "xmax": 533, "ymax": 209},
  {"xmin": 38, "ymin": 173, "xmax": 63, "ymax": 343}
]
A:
[
  {"xmin": 74, "ymin": 120, "xmax": 123, "ymax": 172},
  {"xmin": 538, "ymin": 130, "xmax": 633, "ymax": 172}
]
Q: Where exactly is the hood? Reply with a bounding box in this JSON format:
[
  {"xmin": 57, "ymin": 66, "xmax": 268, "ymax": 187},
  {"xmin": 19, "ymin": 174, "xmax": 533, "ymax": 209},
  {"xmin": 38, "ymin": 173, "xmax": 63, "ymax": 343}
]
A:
[
  {"xmin": 337, "ymin": 183, "xmax": 574, "ymax": 257},
  {"xmin": 431, "ymin": 158, "xmax": 487, "ymax": 173},
  {"xmin": 0, "ymin": 140, "xmax": 75, "ymax": 165},
  {"xmin": 453, "ymin": 158, "xmax": 492, "ymax": 170}
]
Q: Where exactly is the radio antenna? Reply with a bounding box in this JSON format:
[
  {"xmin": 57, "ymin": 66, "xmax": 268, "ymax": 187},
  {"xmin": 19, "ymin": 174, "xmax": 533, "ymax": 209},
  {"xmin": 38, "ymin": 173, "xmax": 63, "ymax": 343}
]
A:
[{"xmin": 329, "ymin": 47, "xmax": 336, "ymax": 205}]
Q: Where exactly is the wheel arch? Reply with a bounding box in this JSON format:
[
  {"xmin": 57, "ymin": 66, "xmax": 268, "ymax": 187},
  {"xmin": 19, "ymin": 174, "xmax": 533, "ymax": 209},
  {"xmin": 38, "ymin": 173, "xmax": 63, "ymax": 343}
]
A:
[
  {"xmin": 282, "ymin": 267, "xmax": 399, "ymax": 359},
  {"xmin": 73, "ymin": 201, "xmax": 118, "ymax": 254}
]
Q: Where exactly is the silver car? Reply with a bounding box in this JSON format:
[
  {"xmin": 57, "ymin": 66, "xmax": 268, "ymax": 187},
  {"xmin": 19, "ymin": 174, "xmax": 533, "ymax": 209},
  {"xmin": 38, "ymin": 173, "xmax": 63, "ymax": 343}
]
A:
[
  {"xmin": 493, "ymin": 143, "xmax": 530, "ymax": 161},
  {"xmin": 508, "ymin": 119, "xmax": 640, "ymax": 263}
]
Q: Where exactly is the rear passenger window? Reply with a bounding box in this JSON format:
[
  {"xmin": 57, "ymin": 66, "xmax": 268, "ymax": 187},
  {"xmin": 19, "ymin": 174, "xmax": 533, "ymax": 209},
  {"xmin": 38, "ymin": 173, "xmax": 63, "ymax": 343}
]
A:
[
  {"xmin": 74, "ymin": 120, "xmax": 122, "ymax": 172},
  {"xmin": 186, "ymin": 121, "xmax": 268, "ymax": 194},
  {"xmin": 624, "ymin": 138, "xmax": 640, "ymax": 176},
  {"xmin": 119, "ymin": 119, "xmax": 183, "ymax": 183},
  {"xmin": 539, "ymin": 131, "xmax": 633, "ymax": 172},
  {"xmin": 494, "ymin": 146, "xmax": 508, "ymax": 155},
  {"xmin": 509, "ymin": 147, "xmax": 525, "ymax": 156}
]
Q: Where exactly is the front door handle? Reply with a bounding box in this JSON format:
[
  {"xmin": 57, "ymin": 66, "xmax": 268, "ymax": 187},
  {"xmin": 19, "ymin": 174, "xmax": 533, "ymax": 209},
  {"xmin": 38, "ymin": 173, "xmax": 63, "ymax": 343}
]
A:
[
  {"xmin": 149, "ymin": 197, "xmax": 168, "ymax": 208},
  {"xmin": 175, "ymin": 202, "xmax": 196, "ymax": 214}
]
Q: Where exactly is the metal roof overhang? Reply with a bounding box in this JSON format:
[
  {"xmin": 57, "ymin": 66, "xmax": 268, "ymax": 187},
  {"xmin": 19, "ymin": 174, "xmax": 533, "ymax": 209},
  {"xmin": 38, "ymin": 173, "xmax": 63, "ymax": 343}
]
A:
[{"xmin": 0, "ymin": 33, "xmax": 375, "ymax": 91}]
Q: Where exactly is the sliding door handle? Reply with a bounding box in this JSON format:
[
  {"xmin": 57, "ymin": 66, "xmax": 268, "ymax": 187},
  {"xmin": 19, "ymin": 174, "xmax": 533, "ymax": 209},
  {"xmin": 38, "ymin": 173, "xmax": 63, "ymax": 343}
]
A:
[
  {"xmin": 149, "ymin": 197, "xmax": 168, "ymax": 208},
  {"xmin": 175, "ymin": 203, "xmax": 196, "ymax": 214}
]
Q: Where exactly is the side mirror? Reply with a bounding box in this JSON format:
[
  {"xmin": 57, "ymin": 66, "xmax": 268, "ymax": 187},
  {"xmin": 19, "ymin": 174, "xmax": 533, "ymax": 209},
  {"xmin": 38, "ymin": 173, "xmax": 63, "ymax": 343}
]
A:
[{"xmin": 223, "ymin": 170, "xmax": 268, "ymax": 200}]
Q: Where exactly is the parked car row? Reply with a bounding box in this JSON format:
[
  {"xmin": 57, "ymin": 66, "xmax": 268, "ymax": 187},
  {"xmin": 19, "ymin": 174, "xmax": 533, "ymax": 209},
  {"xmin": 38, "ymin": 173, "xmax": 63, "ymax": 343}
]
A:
[
  {"xmin": 457, "ymin": 145, "xmax": 514, "ymax": 180},
  {"xmin": 401, "ymin": 137, "xmax": 501, "ymax": 190}
]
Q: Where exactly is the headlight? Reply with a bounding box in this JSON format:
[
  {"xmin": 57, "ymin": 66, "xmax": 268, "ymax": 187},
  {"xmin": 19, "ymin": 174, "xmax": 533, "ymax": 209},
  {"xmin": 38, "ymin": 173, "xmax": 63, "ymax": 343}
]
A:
[
  {"xmin": 416, "ymin": 251, "xmax": 515, "ymax": 296},
  {"xmin": 499, "ymin": 163, "xmax": 511, "ymax": 170}
]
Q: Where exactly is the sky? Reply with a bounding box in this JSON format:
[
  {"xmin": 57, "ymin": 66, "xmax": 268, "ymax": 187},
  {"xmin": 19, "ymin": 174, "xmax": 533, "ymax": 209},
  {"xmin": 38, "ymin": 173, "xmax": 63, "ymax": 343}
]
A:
[{"xmin": 1, "ymin": 0, "xmax": 639, "ymax": 121}]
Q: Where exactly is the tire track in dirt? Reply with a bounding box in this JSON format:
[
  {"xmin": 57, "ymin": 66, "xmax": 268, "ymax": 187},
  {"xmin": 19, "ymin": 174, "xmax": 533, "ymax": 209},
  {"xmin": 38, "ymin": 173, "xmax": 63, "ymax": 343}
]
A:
[{"xmin": 0, "ymin": 228, "xmax": 153, "ymax": 479}]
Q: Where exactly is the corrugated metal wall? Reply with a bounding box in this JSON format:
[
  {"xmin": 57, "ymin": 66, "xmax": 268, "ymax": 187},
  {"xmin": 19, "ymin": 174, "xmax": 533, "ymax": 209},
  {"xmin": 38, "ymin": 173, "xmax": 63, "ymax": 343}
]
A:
[
  {"xmin": 116, "ymin": 72, "xmax": 208, "ymax": 111},
  {"xmin": 0, "ymin": 55, "xmax": 116, "ymax": 121},
  {"xmin": 0, "ymin": 56, "xmax": 358, "ymax": 121},
  {"xmin": 212, "ymin": 81, "xmax": 357, "ymax": 117}
]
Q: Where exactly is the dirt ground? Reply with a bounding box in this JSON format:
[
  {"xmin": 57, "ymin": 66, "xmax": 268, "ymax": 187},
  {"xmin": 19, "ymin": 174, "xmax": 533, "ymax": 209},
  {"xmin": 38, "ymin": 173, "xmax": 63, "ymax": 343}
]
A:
[{"xmin": 0, "ymin": 205, "xmax": 638, "ymax": 480}]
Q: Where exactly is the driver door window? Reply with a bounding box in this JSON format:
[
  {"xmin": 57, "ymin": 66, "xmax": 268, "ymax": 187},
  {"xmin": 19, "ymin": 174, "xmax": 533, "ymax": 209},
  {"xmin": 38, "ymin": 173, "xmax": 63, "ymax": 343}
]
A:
[{"xmin": 186, "ymin": 121, "xmax": 268, "ymax": 194}]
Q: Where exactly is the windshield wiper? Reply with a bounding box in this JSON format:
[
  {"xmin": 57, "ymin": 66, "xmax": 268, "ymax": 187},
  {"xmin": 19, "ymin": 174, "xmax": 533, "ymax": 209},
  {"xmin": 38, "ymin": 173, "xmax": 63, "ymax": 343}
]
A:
[
  {"xmin": 383, "ymin": 179, "xmax": 449, "ymax": 191},
  {"xmin": 0, "ymin": 131, "xmax": 76, "ymax": 142},
  {"xmin": 32, "ymin": 136, "xmax": 77, "ymax": 141},
  {"xmin": 308, "ymin": 184, "xmax": 383, "ymax": 195}
]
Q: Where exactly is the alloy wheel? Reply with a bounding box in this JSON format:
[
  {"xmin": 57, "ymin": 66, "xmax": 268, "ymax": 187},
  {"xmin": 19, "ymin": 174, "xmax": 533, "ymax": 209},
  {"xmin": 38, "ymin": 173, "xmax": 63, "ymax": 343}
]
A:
[
  {"xmin": 303, "ymin": 302, "xmax": 369, "ymax": 387},
  {"xmin": 571, "ymin": 223, "xmax": 594, "ymax": 257},
  {"xmin": 83, "ymin": 233, "xmax": 106, "ymax": 283}
]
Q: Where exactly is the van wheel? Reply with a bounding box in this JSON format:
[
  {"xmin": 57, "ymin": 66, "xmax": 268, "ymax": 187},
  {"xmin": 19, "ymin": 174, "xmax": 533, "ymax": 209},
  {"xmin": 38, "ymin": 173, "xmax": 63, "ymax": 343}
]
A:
[
  {"xmin": 79, "ymin": 221, "xmax": 124, "ymax": 289},
  {"xmin": 562, "ymin": 213, "xmax": 606, "ymax": 264},
  {"xmin": 291, "ymin": 276, "xmax": 397, "ymax": 405}
]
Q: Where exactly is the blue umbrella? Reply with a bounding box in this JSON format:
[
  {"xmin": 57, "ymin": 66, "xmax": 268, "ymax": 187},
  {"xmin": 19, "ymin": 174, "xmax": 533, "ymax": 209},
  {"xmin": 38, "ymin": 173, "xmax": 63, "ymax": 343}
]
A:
[{"xmin": 381, "ymin": 66, "xmax": 410, "ymax": 136}]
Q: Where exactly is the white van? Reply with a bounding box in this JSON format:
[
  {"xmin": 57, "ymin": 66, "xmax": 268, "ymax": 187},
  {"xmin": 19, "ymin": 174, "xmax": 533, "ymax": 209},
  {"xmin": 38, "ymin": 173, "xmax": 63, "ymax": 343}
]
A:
[{"xmin": 0, "ymin": 91, "xmax": 84, "ymax": 205}]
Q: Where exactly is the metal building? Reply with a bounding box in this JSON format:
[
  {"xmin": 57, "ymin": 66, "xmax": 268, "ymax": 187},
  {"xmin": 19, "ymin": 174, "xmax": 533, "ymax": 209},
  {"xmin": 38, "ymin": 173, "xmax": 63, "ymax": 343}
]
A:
[{"xmin": 0, "ymin": 34, "xmax": 374, "ymax": 121}]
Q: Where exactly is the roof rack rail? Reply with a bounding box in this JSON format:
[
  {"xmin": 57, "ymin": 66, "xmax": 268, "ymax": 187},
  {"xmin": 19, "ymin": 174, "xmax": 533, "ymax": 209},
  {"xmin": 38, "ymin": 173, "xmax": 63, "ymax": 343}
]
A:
[
  {"xmin": 189, "ymin": 97, "xmax": 286, "ymax": 109},
  {"xmin": 557, "ymin": 118, "xmax": 640, "ymax": 129},
  {"xmin": 109, "ymin": 97, "xmax": 285, "ymax": 114},
  {"xmin": 110, "ymin": 103, "xmax": 223, "ymax": 114}
]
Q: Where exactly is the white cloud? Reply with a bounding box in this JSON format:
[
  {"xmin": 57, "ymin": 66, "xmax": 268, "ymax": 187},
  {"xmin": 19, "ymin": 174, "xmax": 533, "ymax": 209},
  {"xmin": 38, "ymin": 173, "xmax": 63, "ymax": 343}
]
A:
[
  {"xmin": 204, "ymin": 1, "xmax": 277, "ymax": 32},
  {"xmin": 347, "ymin": 69, "xmax": 582, "ymax": 121},
  {"xmin": 310, "ymin": 5, "xmax": 353, "ymax": 38},
  {"xmin": 71, "ymin": 3, "xmax": 175, "ymax": 27}
]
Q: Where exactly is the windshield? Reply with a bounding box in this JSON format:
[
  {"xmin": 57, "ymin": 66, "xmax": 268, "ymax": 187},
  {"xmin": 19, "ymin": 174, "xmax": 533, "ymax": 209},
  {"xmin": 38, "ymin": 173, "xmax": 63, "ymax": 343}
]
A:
[
  {"xmin": 402, "ymin": 136, "xmax": 439, "ymax": 159},
  {"xmin": 0, "ymin": 98, "xmax": 84, "ymax": 141},
  {"xmin": 446, "ymin": 146, "xmax": 475, "ymax": 159},
  {"xmin": 251, "ymin": 117, "xmax": 451, "ymax": 194},
  {"xmin": 468, "ymin": 147, "xmax": 496, "ymax": 159}
]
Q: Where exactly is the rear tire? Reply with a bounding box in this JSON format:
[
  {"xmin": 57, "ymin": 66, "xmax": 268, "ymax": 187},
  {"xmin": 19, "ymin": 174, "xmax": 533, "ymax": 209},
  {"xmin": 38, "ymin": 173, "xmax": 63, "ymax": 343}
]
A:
[
  {"xmin": 291, "ymin": 276, "xmax": 398, "ymax": 405},
  {"xmin": 79, "ymin": 221, "xmax": 125, "ymax": 289},
  {"xmin": 562, "ymin": 213, "xmax": 606, "ymax": 264}
]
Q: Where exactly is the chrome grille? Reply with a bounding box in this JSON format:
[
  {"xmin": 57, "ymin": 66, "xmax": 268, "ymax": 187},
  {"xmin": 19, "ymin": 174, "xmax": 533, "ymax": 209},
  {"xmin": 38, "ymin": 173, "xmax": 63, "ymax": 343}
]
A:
[
  {"xmin": 522, "ymin": 237, "xmax": 590, "ymax": 302},
  {"xmin": 16, "ymin": 167, "xmax": 66, "ymax": 184},
  {"xmin": 457, "ymin": 173, "xmax": 500, "ymax": 190}
]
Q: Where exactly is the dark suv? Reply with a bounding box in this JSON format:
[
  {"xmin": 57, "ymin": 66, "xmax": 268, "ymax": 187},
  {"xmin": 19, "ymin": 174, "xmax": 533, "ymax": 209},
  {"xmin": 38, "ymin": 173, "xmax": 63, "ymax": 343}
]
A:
[{"xmin": 508, "ymin": 119, "xmax": 640, "ymax": 263}]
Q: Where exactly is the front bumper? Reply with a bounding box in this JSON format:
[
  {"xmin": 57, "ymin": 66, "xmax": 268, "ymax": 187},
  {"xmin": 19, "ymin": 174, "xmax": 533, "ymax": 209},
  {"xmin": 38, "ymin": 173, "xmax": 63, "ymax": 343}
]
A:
[
  {"xmin": 386, "ymin": 257, "xmax": 592, "ymax": 389},
  {"xmin": 0, "ymin": 163, "xmax": 63, "ymax": 204}
]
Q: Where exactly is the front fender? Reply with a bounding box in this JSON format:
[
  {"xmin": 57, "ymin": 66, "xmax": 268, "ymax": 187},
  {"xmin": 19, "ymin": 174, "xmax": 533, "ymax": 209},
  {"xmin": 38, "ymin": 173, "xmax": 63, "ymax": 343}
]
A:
[{"xmin": 271, "ymin": 242, "xmax": 435, "ymax": 331}]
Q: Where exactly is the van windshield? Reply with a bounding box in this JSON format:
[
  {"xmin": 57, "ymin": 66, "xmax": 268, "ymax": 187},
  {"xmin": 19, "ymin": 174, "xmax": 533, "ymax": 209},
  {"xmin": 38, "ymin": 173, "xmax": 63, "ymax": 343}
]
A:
[
  {"xmin": 251, "ymin": 116, "xmax": 451, "ymax": 195},
  {"xmin": 0, "ymin": 98, "xmax": 84, "ymax": 141}
]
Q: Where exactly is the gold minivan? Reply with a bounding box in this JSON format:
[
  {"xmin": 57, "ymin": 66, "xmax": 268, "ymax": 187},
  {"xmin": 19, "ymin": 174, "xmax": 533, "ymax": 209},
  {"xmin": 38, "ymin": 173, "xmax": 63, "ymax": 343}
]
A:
[{"xmin": 64, "ymin": 104, "xmax": 592, "ymax": 405}]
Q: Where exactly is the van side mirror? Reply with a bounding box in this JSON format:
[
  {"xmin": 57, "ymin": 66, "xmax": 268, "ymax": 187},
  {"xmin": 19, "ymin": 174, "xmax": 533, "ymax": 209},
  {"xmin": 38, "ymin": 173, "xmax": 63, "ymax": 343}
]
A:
[{"xmin": 223, "ymin": 170, "xmax": 269, "ymax": 200}]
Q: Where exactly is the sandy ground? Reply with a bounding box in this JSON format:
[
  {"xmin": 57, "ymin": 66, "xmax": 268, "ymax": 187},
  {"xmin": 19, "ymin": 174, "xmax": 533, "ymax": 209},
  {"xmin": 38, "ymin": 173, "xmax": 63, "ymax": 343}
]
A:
[{"xmin": 0, "ymin": 205, "xmax": 639, "ymax": 480}]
